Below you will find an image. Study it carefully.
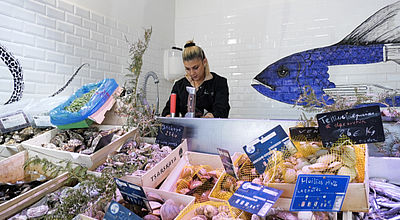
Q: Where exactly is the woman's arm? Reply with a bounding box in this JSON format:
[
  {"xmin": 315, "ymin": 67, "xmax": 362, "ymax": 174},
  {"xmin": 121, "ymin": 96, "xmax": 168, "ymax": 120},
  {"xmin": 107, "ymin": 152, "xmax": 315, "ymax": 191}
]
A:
[{"xmin": 211, "ymin": 77, "xmax": 230, "ymax": 118}]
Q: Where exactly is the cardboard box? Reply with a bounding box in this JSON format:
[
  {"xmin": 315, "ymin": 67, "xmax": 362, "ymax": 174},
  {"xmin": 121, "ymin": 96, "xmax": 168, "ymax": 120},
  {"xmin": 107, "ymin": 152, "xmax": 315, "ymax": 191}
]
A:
[
  {"xmin": 21, "ymin": 125, "xmax": 137, "ymax": 170},
  {"xmin": 78, "ymin": 187, "xmax": 195, "ymax": 220},
  {"xmin": 159, "ymin": 151, "xmax": 224, "ymax": 193},
  {"xmin": 0, "ymin": 151, "xmax": 70, "ymax": 219},
  {"xmin": 97, "ymin": 139, "xmax": 188, "ymax": 188}
]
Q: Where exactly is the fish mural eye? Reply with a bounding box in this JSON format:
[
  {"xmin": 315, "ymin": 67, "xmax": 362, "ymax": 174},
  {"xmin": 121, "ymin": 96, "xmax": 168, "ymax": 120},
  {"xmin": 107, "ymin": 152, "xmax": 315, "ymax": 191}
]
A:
[
  {"xmin": 0, "ymin": 44, "xmax": 23, "ymax": 105},
  {"xmin": 277, "ymin": 65, "xmax": 289, "ymax": 78},
  {"xmin": 252, "ymin": 1, "xmax": 400, "ymax": 107}
]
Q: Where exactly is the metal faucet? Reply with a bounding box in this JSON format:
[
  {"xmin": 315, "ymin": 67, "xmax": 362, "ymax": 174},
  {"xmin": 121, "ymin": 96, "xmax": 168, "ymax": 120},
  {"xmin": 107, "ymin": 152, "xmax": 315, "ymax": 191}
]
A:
[{"xmin": 139, "ymin": 71, "xmax": 160, "ymax": 115}]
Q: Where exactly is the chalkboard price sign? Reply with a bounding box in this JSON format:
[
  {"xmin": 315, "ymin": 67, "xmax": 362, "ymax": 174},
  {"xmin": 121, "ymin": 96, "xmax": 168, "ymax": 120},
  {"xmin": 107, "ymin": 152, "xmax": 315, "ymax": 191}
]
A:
[
  {"xmin": 316, "ymin": 105, "xmax": 384, "ymax": 148},
  {"xmin": 156, "ymin": 123, "xmax": 184, "ymax": 149},
  {"xmin": 289, "ymin": 127, "xmax": 321, "ymax": 142}
]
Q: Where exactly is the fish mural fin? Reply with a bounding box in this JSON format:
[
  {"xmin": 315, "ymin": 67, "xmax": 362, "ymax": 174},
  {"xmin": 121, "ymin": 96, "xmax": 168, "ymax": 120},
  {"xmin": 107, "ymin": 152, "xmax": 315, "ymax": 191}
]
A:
[
  {"xmin": 0, "ymin": 43, "xmax": 24, "ymax": 105},
  {"xmin": 49, "ymin": 63, "xmax": 89, "ymax": 97},
  {"xmin": 337, "ymin": 1, "xmax": 400, "ymax": 45}
]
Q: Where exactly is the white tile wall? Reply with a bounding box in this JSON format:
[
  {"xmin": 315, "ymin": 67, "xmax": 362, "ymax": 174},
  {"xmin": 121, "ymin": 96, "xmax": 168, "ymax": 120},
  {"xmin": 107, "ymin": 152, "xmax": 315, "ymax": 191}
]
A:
[
  {"xmin": 0, "ymin": 0, "xmax": 174, "ymax": 112},
  {"xmin": 175, "ymin": 0, "xmax": 400, "ymax": 119}
]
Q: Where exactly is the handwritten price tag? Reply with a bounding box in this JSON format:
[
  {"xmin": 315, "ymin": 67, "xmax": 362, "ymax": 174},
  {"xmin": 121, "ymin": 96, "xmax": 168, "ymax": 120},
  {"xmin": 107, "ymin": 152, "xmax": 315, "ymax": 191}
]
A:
[
  {"xmin": 290, "ymin": 174, "xmax": 350, "ymax": 212},
  {"xmin": 317, "ymin": 105, "xmax": 384, "ymax": 147},
  {"xmin": 156, "ymin": 123, "xmax": 184, "ymax": 149},
  {"xmin": 289, "ymin": 127, "xmax": 321, "ymax": 142}
]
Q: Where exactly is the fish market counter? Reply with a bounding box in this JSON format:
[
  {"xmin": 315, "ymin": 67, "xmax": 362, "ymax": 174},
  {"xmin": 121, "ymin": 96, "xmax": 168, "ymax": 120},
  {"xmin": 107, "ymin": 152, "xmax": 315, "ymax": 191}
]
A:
[{"xmin": 158, "ymin": 117, "xmax": 371, "ymax": 218}]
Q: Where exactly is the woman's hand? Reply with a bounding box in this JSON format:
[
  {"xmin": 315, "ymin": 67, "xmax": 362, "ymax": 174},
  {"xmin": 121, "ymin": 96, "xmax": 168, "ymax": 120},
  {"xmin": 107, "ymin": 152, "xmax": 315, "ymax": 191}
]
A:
[{"xmin": 202, "ymin": 113, "xmax": 214, "ymax": 118}]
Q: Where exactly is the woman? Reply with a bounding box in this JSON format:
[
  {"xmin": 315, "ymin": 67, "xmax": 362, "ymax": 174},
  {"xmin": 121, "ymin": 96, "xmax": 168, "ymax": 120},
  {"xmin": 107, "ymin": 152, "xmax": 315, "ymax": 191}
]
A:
[{"xmin": 162, "ymin": 41, "xmax": 230, "ymax": 118}]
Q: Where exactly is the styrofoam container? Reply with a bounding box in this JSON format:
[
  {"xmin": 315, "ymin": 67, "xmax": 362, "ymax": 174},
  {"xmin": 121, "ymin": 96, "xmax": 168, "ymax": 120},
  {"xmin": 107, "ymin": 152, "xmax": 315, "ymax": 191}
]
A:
[{"xmin": 21, "ymin": 125, "xmax": 137, "ymax": 169}]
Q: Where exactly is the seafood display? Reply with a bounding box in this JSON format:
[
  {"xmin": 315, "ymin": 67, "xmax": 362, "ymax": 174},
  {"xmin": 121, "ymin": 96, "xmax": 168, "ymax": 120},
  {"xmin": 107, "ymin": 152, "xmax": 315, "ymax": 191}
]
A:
[
  {"xmin": 116, "ymin": 190, "xmax": 186, "ymax": 220},
  {"xmin": 192, "ymin": 204, "xmax": 240, "ymax": 220},
  {"xmin": 354, "ymin": 179, "xmax": 400, "ymax": 219},
  {"xmin": 95, "ymin": 138, "xmax": 172, "ymax": 176},
  {"xmin": 41, "ymin": 127, "xmax": 125, "ymax": 154},
  {"xmin": 0, "ymin": 177, "xmax": 47, "ymax": 204},
  {"xmin": 176, "ymin": 165, "xmax": 223, "ymax": 203},
  {"xmin": 235, "ymin": 141, "xmax": 363, "ymax": 185},
  {"xmin": 0, "ymin": 126, "xmax": 51, "ymax": 145},
  {"xmin": 10, "ymin": 184, "xmax": 89, "ymax": 219}
]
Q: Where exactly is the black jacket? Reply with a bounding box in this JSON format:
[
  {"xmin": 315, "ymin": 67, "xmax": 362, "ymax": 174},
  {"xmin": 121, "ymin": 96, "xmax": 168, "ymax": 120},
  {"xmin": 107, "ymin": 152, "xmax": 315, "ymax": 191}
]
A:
[{"xmin": 162, "ymin": 72, "xmax": 230, "ymax": 118}]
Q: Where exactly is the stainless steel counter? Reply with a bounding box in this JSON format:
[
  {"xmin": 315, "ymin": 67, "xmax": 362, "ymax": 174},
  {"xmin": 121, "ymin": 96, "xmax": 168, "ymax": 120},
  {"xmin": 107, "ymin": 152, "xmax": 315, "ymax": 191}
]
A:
[
  {"xmin": 157, "ymin": 117, "xmax": 298, "ymax": 154},
  {"xmin": 158, "ymin": 117, "xmax": 400, "ymax": 184}
]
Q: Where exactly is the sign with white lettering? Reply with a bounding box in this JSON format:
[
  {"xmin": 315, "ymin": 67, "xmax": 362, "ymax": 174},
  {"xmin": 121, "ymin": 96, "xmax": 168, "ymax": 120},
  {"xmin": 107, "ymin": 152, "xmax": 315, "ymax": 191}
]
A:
[
  {"xmin": 243, "ymin": 125, "xmax": 297, "ymax": 174},
  {"xmin": 114, "ymin": 178, "xmax": 151, "ymax": 212},
  {"xmin": 289, "ymin": 127, "xmax": 321, "ymax": 142},
  {"xmin": 156, "ymin": 123, "xmax": 184, "ymax": 149},
  {"xmin": 229, "ymin": 181, "xmax": 282, "ymax": 216},
  {"xmin": 317, "ymin": 105, "xmax": 384, "ymax": 148},
  {"xmin": 104, "ymin": 200, "xmax": 142, "ymax": 220},
  {"xmin": 290, "ymin": 174, "xmax": 350, "ymax": 212}
]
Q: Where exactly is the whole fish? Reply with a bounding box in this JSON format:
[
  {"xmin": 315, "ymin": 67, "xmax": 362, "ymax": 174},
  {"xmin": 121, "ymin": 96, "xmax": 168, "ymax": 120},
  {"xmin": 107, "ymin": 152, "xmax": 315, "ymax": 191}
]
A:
[
  {"xmin": 382, "ymin": 206, "xmax": 400, "ymax": 219},
  {"xmin": 370, "ymin": 180, "xmax": 400, "ymax": 201},
  {"xmin": 252, "ymin": 1, "xmax": 400, "ymax": 106},
  {"xmin": 0, "ymin": 44, "xmax": 23, "ymax": 104}
]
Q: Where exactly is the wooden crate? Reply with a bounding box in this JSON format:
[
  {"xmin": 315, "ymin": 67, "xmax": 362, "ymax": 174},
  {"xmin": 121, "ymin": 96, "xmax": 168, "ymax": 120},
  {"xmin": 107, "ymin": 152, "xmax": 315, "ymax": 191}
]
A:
[
  {"xmin": 0, "ymin": 151, "xmax": 70, "ymax": 219},
  {"xmin": 21, "ymin": 125, "xmax": 137, "ymax": 170},
  {"xmin": 78, "ymin": 187, "xmax": 195, "ymax": 220},
  {"xmin": 159, "ymin": 151, "xmax": 224, "ymax": 193},
  {"xmin": 96, "ymin": 139, "xmax": 188, "ymax": 188}
]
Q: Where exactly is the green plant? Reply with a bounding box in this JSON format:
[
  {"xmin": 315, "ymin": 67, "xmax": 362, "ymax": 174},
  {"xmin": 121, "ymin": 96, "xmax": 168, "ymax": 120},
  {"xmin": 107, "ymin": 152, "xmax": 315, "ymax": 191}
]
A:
[
  {"xmin": 115, "ymin": 27, "xmax": 161, "ymax": 137},
  {"xmin": 124, "ymin": 27, "xmax": 152, "ymax": 102}
]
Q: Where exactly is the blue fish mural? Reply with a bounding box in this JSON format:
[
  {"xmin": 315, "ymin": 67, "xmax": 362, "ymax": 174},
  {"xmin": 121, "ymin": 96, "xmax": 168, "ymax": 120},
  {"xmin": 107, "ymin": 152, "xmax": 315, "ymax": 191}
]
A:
[{"xmin": 252, "ymin": 1, "xmax": 400, "ymax": 107}]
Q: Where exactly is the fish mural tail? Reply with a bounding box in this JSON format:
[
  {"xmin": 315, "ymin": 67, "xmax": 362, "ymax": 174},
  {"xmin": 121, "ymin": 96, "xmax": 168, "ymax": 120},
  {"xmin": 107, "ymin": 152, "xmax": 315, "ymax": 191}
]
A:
[
  {"xmin": 252, "ymin": 1, "xmax": 400, "ymax": 107},
  {"xmin": 0, "ymin": 44, "xmax": 24, "ymax": 105}
]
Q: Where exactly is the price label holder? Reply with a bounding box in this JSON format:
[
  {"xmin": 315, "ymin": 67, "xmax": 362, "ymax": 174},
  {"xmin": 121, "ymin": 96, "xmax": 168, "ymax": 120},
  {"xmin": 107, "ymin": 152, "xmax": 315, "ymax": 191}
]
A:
[
  {"xmin": 32, "ymin": 115, "xmax": 53, "ymax": 128},
  {"xmin": 104, "ymin": 200, "xmax": 143, "ymax": 220},
  {"xmin": 243, "ymin": 125, "xmax": 297, "ymax": 174},
  {"xmin": 114, "ymin": 178, "xmax": 151, "ymax": 212},
  {"xmin": 317, "ymin": 105, "xmax": 385, "ymax": 148},
  {"xmin": 93, "ymin": 131, "xmax": 116, "ymax": 152},
  {"xmin": 289, "ymin": 127, "xmax": 321, "ymax": 142},
  {"xmin": 217, "ymin": 148, "xmax": 237, "ymax": 178},
  {"xmin": 228, "ymin": 181, "xmax": 282, "ymax": 217},
  {"xmin": 0, "ymin": 110, "xmax": 30, "ymax": 133},
  {"xmin": 156, "ymin": 123, "xmax": 184, "ymax": 149},
  {"xmin": 290, "ymin": 174, "xmax": 350, "ymax": 212}
]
